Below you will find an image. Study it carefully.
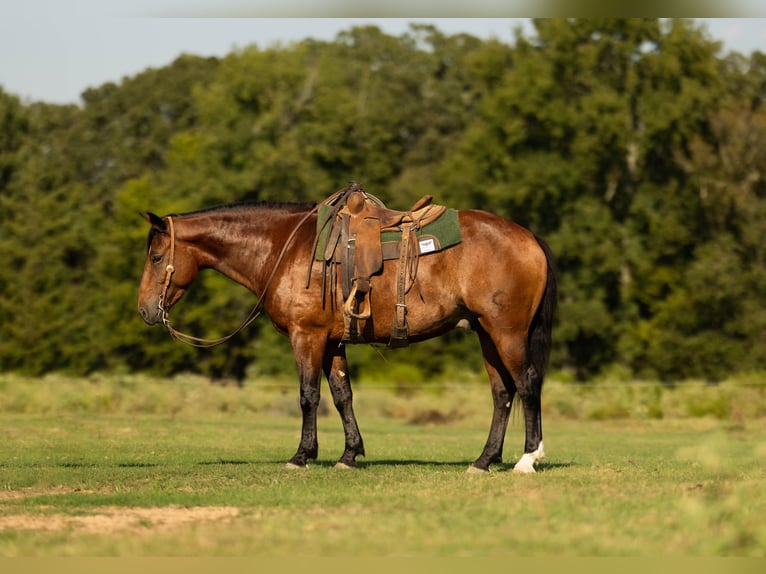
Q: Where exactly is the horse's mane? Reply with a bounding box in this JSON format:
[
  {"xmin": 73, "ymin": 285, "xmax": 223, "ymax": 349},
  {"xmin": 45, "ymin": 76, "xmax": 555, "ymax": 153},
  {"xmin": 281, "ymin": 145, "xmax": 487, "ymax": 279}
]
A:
[
  {"xmin": 172, "ymin": 200, "xmax": 317, "ymax": 218},
  {"xmin": 144, "ymin": 200, "xmax": 317, "ymax": 252}
]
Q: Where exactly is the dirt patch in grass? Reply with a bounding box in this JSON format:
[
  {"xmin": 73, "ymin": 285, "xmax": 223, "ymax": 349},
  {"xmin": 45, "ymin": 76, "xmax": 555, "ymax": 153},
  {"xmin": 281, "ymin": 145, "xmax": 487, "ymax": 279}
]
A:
[
  {"xmin": 0, "ymin": 489, "xmax": 238, "ymax": 535},
  {"xmin": 0, "ymin": 505, "xmax": 240, "ymax": 535}
]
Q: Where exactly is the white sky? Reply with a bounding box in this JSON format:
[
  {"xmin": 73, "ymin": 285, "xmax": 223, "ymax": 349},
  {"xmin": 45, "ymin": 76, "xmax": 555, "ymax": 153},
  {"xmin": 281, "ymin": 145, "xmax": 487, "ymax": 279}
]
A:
[{"xmin": 1, "ymin": 2, "xmax": 765, "ymax": 105}]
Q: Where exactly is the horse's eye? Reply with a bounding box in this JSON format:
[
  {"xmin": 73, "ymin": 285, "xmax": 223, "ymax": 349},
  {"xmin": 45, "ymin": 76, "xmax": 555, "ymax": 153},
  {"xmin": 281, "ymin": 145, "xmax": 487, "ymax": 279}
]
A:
[{"xmin": 151, "ymin": 253, "xmax": 163, "ymax": 264}]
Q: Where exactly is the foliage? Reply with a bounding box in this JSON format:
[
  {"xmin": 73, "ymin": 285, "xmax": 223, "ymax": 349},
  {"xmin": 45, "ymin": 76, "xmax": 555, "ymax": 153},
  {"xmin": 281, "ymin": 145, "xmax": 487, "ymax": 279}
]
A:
[
  {"xmin": 1, "ymin": 19, "xmax": 765, "ymax": 382},
  {"xmin": 2, "ymin": 373, "xmax": 765, "ymax": 424}
]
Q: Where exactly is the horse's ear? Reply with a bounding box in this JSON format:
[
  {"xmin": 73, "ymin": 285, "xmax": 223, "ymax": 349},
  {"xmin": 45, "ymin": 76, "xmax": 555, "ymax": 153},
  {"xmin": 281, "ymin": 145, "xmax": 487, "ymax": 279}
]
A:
[{"xmin": 141, "ymin": 212, "xmax": 167, "ymax": 232}]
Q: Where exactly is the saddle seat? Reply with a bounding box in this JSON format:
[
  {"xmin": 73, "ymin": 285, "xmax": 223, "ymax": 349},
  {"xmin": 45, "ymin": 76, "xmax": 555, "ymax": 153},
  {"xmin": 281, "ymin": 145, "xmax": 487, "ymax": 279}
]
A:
[{"xmin": 345, "ymin": 191, "xmax": 444, "ymax": 231}]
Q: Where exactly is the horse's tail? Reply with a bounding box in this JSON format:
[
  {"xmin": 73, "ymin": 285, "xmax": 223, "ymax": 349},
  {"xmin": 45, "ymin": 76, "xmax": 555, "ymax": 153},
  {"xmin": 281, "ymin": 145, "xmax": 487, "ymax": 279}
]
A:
[{"xmin": 525, "ymin": 236, "xmax": 558, "ymax": 391}]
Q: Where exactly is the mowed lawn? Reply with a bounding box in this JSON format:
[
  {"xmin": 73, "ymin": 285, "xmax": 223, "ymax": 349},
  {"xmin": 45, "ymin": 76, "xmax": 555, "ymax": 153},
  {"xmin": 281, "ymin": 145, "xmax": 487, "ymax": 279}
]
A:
[{"xmin": 1, "ymin": 382, "xmax": 765, "ymax": 556}]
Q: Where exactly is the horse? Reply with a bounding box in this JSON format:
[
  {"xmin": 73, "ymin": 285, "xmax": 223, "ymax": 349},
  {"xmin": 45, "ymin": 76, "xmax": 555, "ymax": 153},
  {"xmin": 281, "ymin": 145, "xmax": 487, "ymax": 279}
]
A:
[{"xmin": 137, "ymin": 195, "xmax": 557, "ymax": 474}]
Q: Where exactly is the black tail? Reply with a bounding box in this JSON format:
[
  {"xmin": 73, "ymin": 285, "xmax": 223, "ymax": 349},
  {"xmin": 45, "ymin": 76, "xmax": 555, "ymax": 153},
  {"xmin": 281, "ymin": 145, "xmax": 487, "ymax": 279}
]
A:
[{"xmin": 525, "ymin": 235, "xmax": 558, "ymax": 391}]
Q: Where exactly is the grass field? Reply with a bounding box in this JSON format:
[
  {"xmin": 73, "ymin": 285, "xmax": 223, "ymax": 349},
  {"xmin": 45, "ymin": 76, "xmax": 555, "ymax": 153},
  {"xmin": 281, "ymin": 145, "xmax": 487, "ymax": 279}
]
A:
[{"xmin": 1, "ymin": 374, "xmax": 765, "ymax": 556}]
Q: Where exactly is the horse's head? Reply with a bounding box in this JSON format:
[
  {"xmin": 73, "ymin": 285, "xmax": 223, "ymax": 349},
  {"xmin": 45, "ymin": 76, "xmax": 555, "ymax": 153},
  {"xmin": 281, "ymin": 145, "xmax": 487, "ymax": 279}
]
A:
[{"xmin": 137, "ymin": 212, "xmax": 198, "ymax": 326}]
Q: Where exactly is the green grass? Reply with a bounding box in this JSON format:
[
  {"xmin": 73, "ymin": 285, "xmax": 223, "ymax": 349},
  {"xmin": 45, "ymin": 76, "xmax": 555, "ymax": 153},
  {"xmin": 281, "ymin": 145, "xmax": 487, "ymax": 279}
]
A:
[{"xmin": 0, "ymin": 374, "xmax": 765, "ymax": 556}]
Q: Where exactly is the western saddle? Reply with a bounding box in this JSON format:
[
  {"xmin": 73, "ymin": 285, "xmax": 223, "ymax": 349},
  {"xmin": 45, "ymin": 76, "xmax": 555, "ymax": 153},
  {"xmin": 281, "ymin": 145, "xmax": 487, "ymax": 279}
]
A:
[{"xmin": 308, "ymin": 182, "xmax": 446, "ymax": 346}]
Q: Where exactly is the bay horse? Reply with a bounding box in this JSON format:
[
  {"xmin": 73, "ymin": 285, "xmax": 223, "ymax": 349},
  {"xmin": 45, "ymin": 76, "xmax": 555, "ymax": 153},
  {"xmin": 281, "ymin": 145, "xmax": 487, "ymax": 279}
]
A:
[{"xmin": 137, "ymin": 195, "xmax": 557, "ymax": 474}]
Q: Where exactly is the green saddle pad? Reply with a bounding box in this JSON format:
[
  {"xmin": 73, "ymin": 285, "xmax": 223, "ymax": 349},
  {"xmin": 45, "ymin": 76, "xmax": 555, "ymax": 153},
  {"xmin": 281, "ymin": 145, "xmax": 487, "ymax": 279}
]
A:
[{"xmin": 314, "ymin": 206, "xmax": 462, "ymax": 261}]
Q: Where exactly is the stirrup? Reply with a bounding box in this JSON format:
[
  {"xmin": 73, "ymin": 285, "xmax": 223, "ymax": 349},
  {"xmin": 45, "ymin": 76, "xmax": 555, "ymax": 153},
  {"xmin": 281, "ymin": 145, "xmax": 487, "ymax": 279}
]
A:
[{"xmin": 343, "ymin": 283, "xmax": 371, "ymax": 320}]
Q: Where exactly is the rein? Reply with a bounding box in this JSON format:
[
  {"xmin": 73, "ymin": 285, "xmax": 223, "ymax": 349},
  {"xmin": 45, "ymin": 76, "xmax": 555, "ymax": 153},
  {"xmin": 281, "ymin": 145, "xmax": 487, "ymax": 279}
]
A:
[{"xmin": 158, "ymin": 205, "xmax": 319, "ymax": 348}]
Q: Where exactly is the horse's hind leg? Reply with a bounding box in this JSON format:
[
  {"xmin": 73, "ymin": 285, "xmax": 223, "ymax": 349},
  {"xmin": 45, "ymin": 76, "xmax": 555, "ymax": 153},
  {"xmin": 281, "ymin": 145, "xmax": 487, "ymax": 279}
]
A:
[
  {"xmin": 323, "ymin": 345, "xmax": 365, "ymax": 469},
  {"xmin": 512, "ymin": 363, "xmax": 545, "ymax": 474},
  {"xmin": 468, "ymin": 330, "xmax": 516, "ymax": 473},
  {"xmin": 471, "ymin": 326, "xmax": 545, "ymax": 474}
]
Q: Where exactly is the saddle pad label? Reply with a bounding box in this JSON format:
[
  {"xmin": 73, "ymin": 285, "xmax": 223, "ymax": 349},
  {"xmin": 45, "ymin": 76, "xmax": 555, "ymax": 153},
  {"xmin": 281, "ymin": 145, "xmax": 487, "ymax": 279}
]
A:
[{"xmin": 419, "ymin": 237, "xmax": 436, "ymax": 254}]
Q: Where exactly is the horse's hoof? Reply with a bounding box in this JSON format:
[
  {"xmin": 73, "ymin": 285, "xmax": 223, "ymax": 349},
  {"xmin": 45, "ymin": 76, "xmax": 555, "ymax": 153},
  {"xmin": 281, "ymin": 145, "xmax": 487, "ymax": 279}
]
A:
[
  {"xmin": 466, "ymin": 465, "xmax": 489, "ymax": 475},
  {"xmin": 512, "ymin": 463, "xmax": 536, "ymax": 474},
  {"xmin": 285, "ymin": 462, "xmax": 307, "ymax": 470},
  {"xmin": 334, "ymin": 462, "xmax": 358, "ymax": 470}
]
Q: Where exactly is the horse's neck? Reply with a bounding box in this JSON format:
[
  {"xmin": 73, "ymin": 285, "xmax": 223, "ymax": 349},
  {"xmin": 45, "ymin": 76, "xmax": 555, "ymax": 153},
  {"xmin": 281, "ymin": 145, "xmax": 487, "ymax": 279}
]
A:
[{"xmin": 179, "ymin": 209, "xmax": 300, "ymax": 295}]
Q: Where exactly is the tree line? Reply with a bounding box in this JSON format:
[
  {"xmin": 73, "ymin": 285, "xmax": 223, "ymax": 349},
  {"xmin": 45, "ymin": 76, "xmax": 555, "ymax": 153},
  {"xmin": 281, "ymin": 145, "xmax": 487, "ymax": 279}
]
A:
[{"xmin": 1, "ymin": 19, "xmax": 765, "ymax": 383}]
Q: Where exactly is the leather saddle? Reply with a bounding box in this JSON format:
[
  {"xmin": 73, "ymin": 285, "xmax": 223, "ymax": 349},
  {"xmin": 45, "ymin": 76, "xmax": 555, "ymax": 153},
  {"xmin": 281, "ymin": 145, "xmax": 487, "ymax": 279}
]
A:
[{"xmin": 308, "ymin": 182, "xmax": 446, "ymax": 346}]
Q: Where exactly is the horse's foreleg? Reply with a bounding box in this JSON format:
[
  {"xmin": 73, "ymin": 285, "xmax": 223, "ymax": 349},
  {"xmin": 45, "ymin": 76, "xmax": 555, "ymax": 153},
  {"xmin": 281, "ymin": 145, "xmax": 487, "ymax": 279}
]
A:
[
  {"xmin": 323, "ymin": 346, "xmax": 365, "ymax": 468},
  {"xmin": 287, "ymin": 332, "xmax": 324, "ymax": 468},
  {"xmin": 469, "ymin": 331, "xmax": 516, "ymax": 473}
]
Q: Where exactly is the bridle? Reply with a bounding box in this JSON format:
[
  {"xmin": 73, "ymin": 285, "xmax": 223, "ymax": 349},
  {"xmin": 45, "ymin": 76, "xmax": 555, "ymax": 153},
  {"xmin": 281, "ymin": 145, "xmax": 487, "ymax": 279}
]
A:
[
  {"xmin": 157, "ymin": 215, "xmax": 176, "ymax": 329},
  {"xmin": 156, "ymin": 205, "xmax": 319, "ymax": 348}
]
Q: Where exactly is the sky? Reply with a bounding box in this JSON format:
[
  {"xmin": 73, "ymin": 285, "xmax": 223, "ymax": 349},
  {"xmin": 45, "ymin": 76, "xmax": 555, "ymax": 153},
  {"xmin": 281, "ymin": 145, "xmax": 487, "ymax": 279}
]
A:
[{"xmin": 1, "ymin": 2, "xmax": 765, "ymax": 105}]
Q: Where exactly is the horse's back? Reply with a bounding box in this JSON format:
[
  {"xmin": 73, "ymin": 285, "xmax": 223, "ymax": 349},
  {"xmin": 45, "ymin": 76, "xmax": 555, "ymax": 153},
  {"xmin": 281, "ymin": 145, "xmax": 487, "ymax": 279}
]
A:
[{"xmin": 456, "ymin": 209, "xmax": 547, "ymax": 273}]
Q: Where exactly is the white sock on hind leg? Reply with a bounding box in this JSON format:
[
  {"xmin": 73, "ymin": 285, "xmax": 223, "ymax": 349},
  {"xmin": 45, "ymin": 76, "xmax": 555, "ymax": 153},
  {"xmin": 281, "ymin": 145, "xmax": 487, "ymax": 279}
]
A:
[{"xmin": 513, "ymin": 441, "xmax": 545, "ymax": 474}]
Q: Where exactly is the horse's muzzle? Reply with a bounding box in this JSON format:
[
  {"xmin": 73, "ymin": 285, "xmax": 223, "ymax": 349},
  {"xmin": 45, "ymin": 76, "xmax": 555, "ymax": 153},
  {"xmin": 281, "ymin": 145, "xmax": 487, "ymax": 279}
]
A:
[{"xmin": 138, "ymin": 304, "xmax": 162, "ymax": 326}]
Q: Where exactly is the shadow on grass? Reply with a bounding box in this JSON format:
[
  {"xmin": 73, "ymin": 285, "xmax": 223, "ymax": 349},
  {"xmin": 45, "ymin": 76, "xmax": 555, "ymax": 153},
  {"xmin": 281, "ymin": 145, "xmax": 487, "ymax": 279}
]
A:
[
  {"xmin": 54, "ymin": 461, "xmax": 160, "ymax": 468},
  {"xmin": 535, "ymin": 461, "xmax": 576, "ymax": 472},
  {"xmin": 54, "ymin": 458, "xmax": 576, "ymax": 472},
  {"xmin": 308, "ymin": 459, "xmax": 578, "ymax": 472},
  {"xmin": 198, "ymin": 459, "xmax": 253, "ymax": 466},
  {"xmin": 346, "ymin": 459, "xmax": 472, "ymax": 469},
  {"xmin": 57, "ymin": 462, "xmax": 98, "ymax": 468}
]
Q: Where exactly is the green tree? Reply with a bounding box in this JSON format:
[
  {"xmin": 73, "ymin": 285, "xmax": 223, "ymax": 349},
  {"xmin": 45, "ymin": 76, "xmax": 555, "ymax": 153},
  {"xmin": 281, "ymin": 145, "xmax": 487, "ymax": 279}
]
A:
[
  {"xmin": 433, "ymin": 18, "xmax": 739, "ymax": 379},
  {"xmin": 0, "ymin": 102, "xmax": 94, "ymax": 373}
]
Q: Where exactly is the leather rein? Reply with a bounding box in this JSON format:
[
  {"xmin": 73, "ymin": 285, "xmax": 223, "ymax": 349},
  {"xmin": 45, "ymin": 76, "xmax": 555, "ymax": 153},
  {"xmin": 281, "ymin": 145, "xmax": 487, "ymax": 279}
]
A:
[{"xmin": 157, "ymin": 205, "xmax": 319, "ymax": 348}]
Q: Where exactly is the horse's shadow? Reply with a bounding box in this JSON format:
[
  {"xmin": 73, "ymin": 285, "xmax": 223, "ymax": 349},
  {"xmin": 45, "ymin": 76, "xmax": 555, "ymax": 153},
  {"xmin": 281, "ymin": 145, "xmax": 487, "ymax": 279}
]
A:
[
  {"xmin": 354, "ymin": 459, "xmax": 576, "ymax": 472},
  {"xmin": 250, "ymin": 459, "xmax": 578, "ymax": 472},
  {"xmin": 192, "ymin": 455, "xmax": 577, "ymax": 472}
]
